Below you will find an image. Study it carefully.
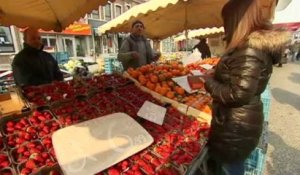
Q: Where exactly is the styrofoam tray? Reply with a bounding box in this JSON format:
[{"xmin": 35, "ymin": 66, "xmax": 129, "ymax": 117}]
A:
[{"xmin": 52, "ymin": 113, "xmax": 153, "ymax": 175}]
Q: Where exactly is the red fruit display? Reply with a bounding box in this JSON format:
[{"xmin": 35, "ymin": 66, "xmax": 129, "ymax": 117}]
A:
[
  {"xmin": 4, "ymin": 118, "xmax": 30, "ymax": 135},
  {"xmin": 0, "ymin": 168, "xmax": 13, "ymax": 175},
  {"xmin": 0, "ymin": 136, "xmax": 4, "ymax": 150},
  {"xmin": 28, "ymin": 111, "xmax": 54, "ymax": 126},
  {"xmin": 12, "ymin": 141, "xmax": 51, "ymax": 164},
  {"xmin": 35, "ymin": 120, "xmax": 61, "ymax": 138},
  {"xmin": 0, "ymin": 153, "xmax": 11, "ymax": 168},
  {"xmin": 157, "ymin": 166, "xmax": 180, "ymax": 175}
]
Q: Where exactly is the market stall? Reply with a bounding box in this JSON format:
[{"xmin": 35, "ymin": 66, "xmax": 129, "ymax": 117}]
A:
[
  {"xmin": 0, "ymin": 0, "xmax": 113, "ymax": 32},
  {"xmin": 174, "ymin": 27, "xmax": 224, "ymax": 42},
  {"xmin": 0, "ymin": 73, "xmax": 210, "ymax": 175},
  {"xmin": 0, "ymin": 0, "xmax": 274, "ymax": 174},
  {"xmin": 98, "ymin": 0, "xmax": 227, "ymax": 40}
]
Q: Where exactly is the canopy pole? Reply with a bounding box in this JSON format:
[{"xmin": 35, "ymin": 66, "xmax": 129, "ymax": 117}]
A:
[{"xmin": 184, "ymin": 2, "xmax": 188, "ymax": 52}]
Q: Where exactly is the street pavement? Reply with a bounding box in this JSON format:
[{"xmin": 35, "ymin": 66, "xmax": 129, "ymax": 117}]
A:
[{"xmin": 264, "ymin": 61, "xmax": 300, "ymax": 175}]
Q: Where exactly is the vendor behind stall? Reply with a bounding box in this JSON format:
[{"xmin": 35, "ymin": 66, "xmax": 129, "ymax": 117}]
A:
[
  {"xmin": 12, "ymin": 28, "xmax": 63, "ymax": 86},
  {"xmin": 117, "ymin": 20, "xmax": 160, "ymax": 70}
]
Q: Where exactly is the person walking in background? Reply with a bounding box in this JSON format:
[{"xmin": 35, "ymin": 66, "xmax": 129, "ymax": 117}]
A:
[
  {"xmin": 297, "ymin": 47, "xmax": 300, "ymax": 61},
  {"xmin": 117, "ymin": 20, "xmax": 160, "ymax": 70},
  {"xmin": 193, "ymin": 38, "xmax": 211, "ymax": 59},
  {"xmin": 201, "ymin": 0, "xmax": 290, "ymax": 174},
  {"xmin": 12, "ymin": 28, "xmax": 63, "ymax": 86}
]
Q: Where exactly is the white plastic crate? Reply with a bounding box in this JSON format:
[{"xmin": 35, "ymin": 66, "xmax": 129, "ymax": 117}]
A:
[{"xmin": 261, "ymin": 85, "xmax": 271, "ymax": 122}]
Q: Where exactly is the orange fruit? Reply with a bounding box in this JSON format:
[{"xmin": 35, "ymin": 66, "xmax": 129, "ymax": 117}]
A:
[{"xmin": 166, "ymin": 91, "xmax": 175, "ymax": 99}]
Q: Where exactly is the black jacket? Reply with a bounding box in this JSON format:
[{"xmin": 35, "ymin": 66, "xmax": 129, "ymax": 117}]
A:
[
  {"xmin": 12, "ymin": 44, "xmax": 63, "ymax": 86},
  {"xmin": 205, "ymin": 30, "xmax": 290, "ymax": 163},
  {"xmin": 193, "ymin": 41, "xmax": 211, "ymax": 59}
]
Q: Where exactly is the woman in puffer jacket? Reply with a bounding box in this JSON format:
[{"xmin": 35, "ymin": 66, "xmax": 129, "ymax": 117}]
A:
[{"xmin": 203, "ymin": 0, "xmax": 290, "ymax": 174}]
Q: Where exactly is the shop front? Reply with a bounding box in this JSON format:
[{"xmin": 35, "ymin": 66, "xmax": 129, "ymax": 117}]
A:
[{"xmin": 19, "ymin": 23, "xmax": 93, "ymax": 61}]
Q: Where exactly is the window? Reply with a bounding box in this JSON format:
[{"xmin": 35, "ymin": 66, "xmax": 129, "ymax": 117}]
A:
[
  {"xmin": 42, "ymin": 38, "xmax": 48, "ymax": 47},
  {"xmin": 100, "ymin": 7, "xmax": 105, "ymax": 20},
  {"xmin": 115, "ymin": 4, "xmax": 122, "ymax": 17},
  {"xmin": 104, "ymin": 3, "xmax": 112, "ymax": 21},
  {"xmin": 41, "ymin": 36, "xmax": 56, "ymax": 51},
  {"xmin": 0, "ymin": 26, "xmax": 15, "ymax": 53},
  {"xmin": 125, "ymin": 4, "xmax": 131, "ymax": 11},
  {"xmin": 91, "ymin": 10, "xmax": 100, "ymax": 19},
  {"xmin": 49, "ymin": 38, "xmax": 57, "ymax": 48}
]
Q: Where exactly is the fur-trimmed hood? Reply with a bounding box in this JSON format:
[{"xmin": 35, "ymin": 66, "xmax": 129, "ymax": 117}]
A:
[{"xmin": 248, "ymin": 29, "xmax": 292, "ymax": 54}]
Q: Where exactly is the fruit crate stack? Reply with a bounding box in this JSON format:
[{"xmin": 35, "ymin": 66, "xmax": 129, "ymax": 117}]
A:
[
  {"xmin": 104, "ymin": 56, "xmax": 124, "ymax": 74},
  {"xmin": 104, "ymin": 57, "xmax": 115, "ymax": 74},
  {"xmin": 244, "ymin": 85, "xmax": 271, "ymax": 175},
  {"xmin": 244, "ymin": 148, "xmax": 267, "ymax": 175}
]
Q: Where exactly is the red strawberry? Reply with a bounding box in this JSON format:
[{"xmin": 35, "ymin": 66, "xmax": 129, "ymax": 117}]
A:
[
  {"xmin": 17, "ymin": 146, "xmax": 26, "ymax": 154},
  {"xmin": 32, "ymin": 154, "xmax": 44, "ymax": 163},
  {"xmin": 20, "ymin": 168, "xmax": 31, "ymax": 175},
  {"xmin": 6, "ymin": 121, "xmax": 14, "ymax": 127},
  {"xmin": 46, "ymin": 159, "xmax": 56, "ymax": 166},
  {"xmin": 15, "ymin": 123, "xmax": 24, "ymax": 129},
  {"xmin": 30, "ymin": 148, "xmax": 41, "ymax": 154},
  {"xmin": 26, "ymin": 127, "xmax": 36, "ymax": 134},
  {"xmin": 6, "ymin": 127, "xmax": 14, "ymax": 133},
  {"xmin": 24, "ymin": 151, "xmax": 31, "ymax": 157},
  {"xmin": 18, "ymin": 131, "xmax": 26, "ymax": 137},
  {"xmin": 25, "ymin": 159, "xmax": 37, "ymax": 169},
  {"xmin": 42, "ymin": 126, "xmax": 50, "ymax": 134},
  {"xmin": 107, "ymin": 168, "xmax": 120, "ymax": 175},
  {"xmin": 27, "ymin": 143, "xmax": 36, "ymax": 148},
  {"xmin": 121, "ymin": 160, "xmax": 129, "ymax": 170},
  {"xmin": 41, "ymin": 152, "xmax": 49, "ymax": 159},
  {"xmin": 16, "ymin": 138, "xmax": 25, "ymax": 144},
  {"xmin": 20, "ymin": 118, "xmax": 28, "ymax": 125},
  {"xmin": 33, "ymin": 111, "xmax": 42, "ymax": 117},
  {"xmin": 0, "ymin": 154, "xmax": 7, "ymax": 160},
  {"xmin": 39, "ymin": 131, "xmax": 47, "ymax": 137},
  {"xmin": 38, "ymin": 115, "xmax": 46, "ymax": 121},
  {"xmin": 36, "ymin": 145, "xmax": 43, "ymax": 150},
  {"xmin": 24, "ymin": 133, "xmax": 32, "ymax": 140}
]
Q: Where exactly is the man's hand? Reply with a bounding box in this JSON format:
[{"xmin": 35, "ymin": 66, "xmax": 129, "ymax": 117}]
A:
[
  {"xmin": 205, "ymin": 69, "xmax": 215, "ymax": 77},
  {"xmin": 131, "ymin": 52, "xmax": 140, "ymax": 60}
]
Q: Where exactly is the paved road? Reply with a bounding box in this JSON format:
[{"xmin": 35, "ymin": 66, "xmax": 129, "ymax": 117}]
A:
[{"xmin": 264, "ymin": 61, "xmax": 300, "ymax": 175}]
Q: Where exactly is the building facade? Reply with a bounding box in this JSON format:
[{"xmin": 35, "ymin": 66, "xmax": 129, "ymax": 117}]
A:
[
  {"xmin": 0, "ymin": 0, "xmax": 147, "ymax": 68},
  {"xmin": 87, "ymin": 0, "xmax": 147, "ymax": 56}
]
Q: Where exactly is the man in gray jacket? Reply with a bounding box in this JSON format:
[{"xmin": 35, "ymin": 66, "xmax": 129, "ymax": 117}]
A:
[{"xmin": 118, "ymin": 20, "xmax": 160, "ymax": 70}]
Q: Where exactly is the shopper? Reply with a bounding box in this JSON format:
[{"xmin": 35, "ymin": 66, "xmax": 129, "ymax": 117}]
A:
[
  {"xmin": 193, "ymin": 38, "xmax": 211, "ymax": 59},
  {"xmin": 202, "ymin": 0, "xmax": 290, "ymax": 174},
  {"xmin": 297, "ymin": 48, "xmax": 300, "ymax": 61},
  {"xmin": 12, "ymin": 28, "xmax": 63, "ymax": 86},
  {"xmin": 118, "ymin": 20, "xmax": 160, "ymax": 70}
]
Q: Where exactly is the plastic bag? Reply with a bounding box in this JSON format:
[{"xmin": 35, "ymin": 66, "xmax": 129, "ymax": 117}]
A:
[{"xmin": 182, "ymin": 49, "xmax": 202, "ymax": 66}]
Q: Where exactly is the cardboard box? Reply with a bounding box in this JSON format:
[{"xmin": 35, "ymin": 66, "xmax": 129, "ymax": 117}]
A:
[{"xmin": 0, "ymin": 92, "xmax": 11, "ymax": 102}]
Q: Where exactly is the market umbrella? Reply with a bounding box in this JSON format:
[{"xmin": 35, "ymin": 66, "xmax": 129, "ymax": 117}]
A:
[
  {"xmin": 174, "ymin": 27, "xmax": 224, "ymax": 42},
  {"xmin": 273, "ymin": 0, "xmax": 299, "ymax": 24},
  {"xmin": 98, "ymin": 0, "xmax": 228, "ymax": 40},
  {"xmin": 0, "ymin": 0, "xmax": 113, "ymax": 31}
]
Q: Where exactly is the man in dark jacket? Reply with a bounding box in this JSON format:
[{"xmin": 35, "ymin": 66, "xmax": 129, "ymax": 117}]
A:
[
  {"xmin": 117, "ymin": 20, "xmax": 160, "ymax": 70},
  {"xmin": 12, "ymin": 28, "xmax": 63, "ymax": 86},
  {"xmin": 193, "ymin": 38, "xmax": 211, "ymax": 59}
]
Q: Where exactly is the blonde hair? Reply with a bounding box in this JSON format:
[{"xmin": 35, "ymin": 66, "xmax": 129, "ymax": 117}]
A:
[{"xmin": 222, "ymin": 0, "xmax": 277, "ymax": 52}]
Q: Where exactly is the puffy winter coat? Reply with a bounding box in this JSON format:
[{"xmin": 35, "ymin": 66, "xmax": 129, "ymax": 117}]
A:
[{"xmin": 205, "ymin": 30, "xmax": 290, "ymax": 163}]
